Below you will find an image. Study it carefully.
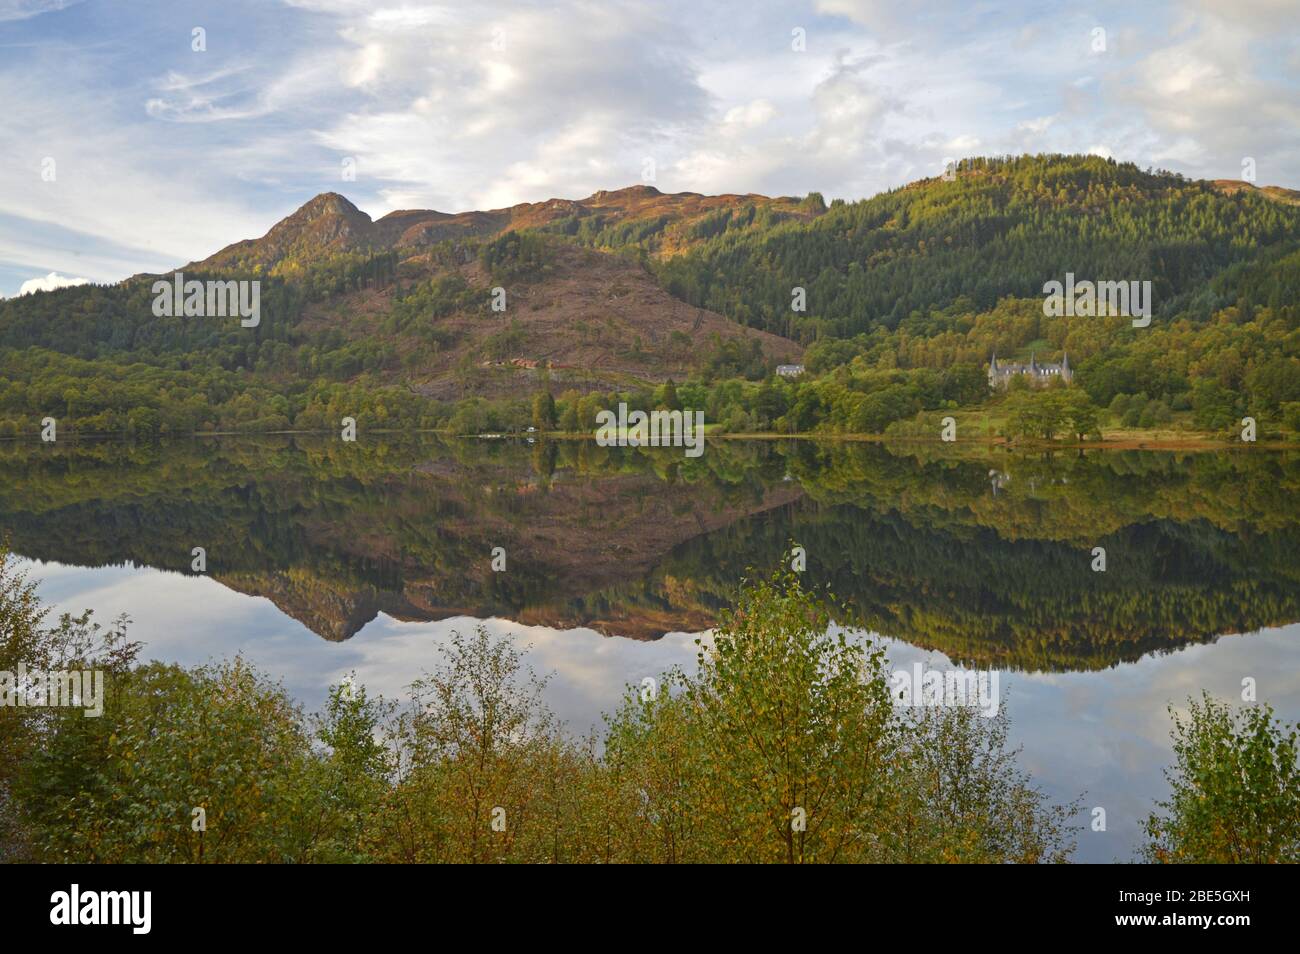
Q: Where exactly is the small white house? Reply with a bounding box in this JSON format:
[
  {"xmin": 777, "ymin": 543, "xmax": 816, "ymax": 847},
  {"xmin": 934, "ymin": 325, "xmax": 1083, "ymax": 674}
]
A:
[{"xmin": 776, "ymin": 364, "xmax": 805, "ymax": 378}]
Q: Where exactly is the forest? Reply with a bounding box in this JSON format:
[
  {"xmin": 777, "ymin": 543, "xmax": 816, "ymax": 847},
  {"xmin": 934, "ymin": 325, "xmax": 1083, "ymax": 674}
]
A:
[{"xmin": 1, "ymin": 155, "xmax": 1298, "ymax": 441}]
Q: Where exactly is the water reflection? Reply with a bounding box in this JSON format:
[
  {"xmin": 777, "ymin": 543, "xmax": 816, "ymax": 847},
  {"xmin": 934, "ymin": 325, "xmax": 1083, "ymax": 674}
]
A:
[
  {"xmin": 5, "ymin": 436, "xmax": 1299, "ymax": 860},
  {"xmin": 2, "ymin": 436, "xmax": 1297, "ymax": 669},
  {"xmin": 20, "ymin": 557, "xmax": 1300, "ymax": 863}
]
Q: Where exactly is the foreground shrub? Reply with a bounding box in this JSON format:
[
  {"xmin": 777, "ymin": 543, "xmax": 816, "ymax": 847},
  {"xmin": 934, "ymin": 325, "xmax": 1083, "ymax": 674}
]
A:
[
  {"xmin": 4, "ymin": 554, "xmax": 1081, "ymax": 863},
  {"xmin": 1143, "ymin": 693, "xmax": 1300, "ymax": 863}
]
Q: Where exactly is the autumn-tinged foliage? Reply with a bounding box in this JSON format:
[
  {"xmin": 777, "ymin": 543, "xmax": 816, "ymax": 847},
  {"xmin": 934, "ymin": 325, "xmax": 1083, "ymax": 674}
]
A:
[
  {"xmin": 7, "ymin": 548, "xmax": 1295, "ymax": 863},
  {"xmin": 2, "ymin": 155, "xmax": 1298, "ymax": 439},
  {"xmin": 1143, "ymin": 694, "xmax": 1300, "ymax": 864},
  {"xmin": 0, "ymin": 547, "xmax": 137, "ymax": 862},
  {"xmin": 2, "ymin": 553, "xmax": 1079, "ymax": 863},
  {"xmin": 602, "ymin": 570, "xmax": 1077, "ymax": 862},
  {"xmin": 655, "ymin": 155, "xmax": 1300, "ymax": 338}
]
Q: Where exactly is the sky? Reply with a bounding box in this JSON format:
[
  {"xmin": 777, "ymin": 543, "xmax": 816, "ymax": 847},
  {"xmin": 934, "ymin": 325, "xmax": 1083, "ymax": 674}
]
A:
[{"xmin": 1, "ymin": 0, "xmax": 1297, "ymax": 297}]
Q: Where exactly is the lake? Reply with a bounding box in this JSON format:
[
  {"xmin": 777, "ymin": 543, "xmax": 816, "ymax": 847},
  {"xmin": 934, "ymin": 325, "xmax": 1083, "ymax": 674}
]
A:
[{"xmin": 3, "ymin": 435, "xmax": 1297, "ymax": 862}]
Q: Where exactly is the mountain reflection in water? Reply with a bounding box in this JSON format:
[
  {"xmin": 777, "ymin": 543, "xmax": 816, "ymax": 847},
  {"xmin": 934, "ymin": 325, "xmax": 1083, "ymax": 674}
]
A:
[
  {"xmin": 7, "ymin": 435, "xmax": 1299, "ymax": 862},
  {"xmin": 3, "ymin": 435, "xmax": 1297, "ymax": 671}
]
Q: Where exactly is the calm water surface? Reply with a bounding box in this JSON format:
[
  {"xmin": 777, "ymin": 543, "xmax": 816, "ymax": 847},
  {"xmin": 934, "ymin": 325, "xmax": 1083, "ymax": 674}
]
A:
[{"xmin": 4, "ymin": 436, "xmax": 1297, "ymax": 862}]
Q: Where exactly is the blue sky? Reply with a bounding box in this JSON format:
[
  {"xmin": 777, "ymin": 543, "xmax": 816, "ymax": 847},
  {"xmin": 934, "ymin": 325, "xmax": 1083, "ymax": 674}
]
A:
[{"xmin": 2, "ymin": 0, "xmax": 1297, "ymax": 297}]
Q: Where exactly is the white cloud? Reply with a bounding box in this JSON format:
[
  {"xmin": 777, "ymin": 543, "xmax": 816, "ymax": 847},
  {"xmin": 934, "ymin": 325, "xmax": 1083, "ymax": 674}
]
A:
[
  {"xmin": 1, "ymin": 0, "xmax": 1299, "ymax": 287},
  {"xmin": 1123, "ymin": 8, "xmax": 1300, "ymax": 176},
  {"xmin": 1016, "ymin": 115, "xmax": 1056, "ymax": 134},
  {"xmin": 814, "ymin": 0, "xmax": 917, "ymax": 30},
  {"xmin": 144, "ymin": 65, "xmax": 269, "ymax": 123},
  {"xmin": 14, "ymin": 270, "xmax": 88, "ymax": 295},
  {"xmin": 722, "ymin": 99, "xmax": 776, "ymax": 132},
  {"xmin": 0, "ymin": 0, "xmax": 83, "ymax": 22},
  {"xmin": 0, "ymin": 55, "xmax": 278, "ymax": 280},
  {"xmin": 307, "ymin": 1, "xmax": 709, "ymax": 213}
]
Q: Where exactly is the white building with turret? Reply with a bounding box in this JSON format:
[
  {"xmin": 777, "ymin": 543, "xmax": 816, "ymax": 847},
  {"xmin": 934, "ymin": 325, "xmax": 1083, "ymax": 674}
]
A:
[{"xmin": 988, "ymin": 352, "xmax": 1072, "ymax": 389}]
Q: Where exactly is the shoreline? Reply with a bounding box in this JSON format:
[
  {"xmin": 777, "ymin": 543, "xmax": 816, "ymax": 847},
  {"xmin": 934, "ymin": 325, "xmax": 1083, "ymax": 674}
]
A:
[{"xmin": 1, "ymin": 427, "xmax": 1291, "ymax": 450}]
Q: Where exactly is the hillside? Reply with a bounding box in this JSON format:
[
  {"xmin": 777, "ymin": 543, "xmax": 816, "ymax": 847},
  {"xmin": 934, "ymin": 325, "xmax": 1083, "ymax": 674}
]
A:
[
  {"xmin": 290, "ymin": 238, "xmax": 800, "ymax": 401},
  {"xmin": 189, "ymin": 185, "xmax": 819, "ymax": 273},
  {"xmin": 650, "ymin": 155, "xmax": 1300, "ymax": 337},
  {"xmin": 1, "ymin": 153, "xmax": 1298, "ymax": 440},
  {"xmin": 0, "ymin": 183, "xmax": 810, "ymax": 431}
]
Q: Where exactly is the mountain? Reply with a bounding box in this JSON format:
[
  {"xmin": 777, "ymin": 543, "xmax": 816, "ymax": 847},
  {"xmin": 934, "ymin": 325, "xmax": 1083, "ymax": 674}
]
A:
[
  {"xmin": 190, "ymin": 192, "xmax": 376, "ymax": 272},
  {"xmin": 1, "ymin": 153, "xmax": 1298, "ymax": 440},
  {"xmin": 652, "ymin": 154, "xmax": 1300, "ymax": 337},
  {"xmin": 189, "ymin": 184, "xmax": 819, "ymax": 273},
  {"xmin": 1211, "ymin": 179, "xmax": 1300, "ymax": 206}
]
